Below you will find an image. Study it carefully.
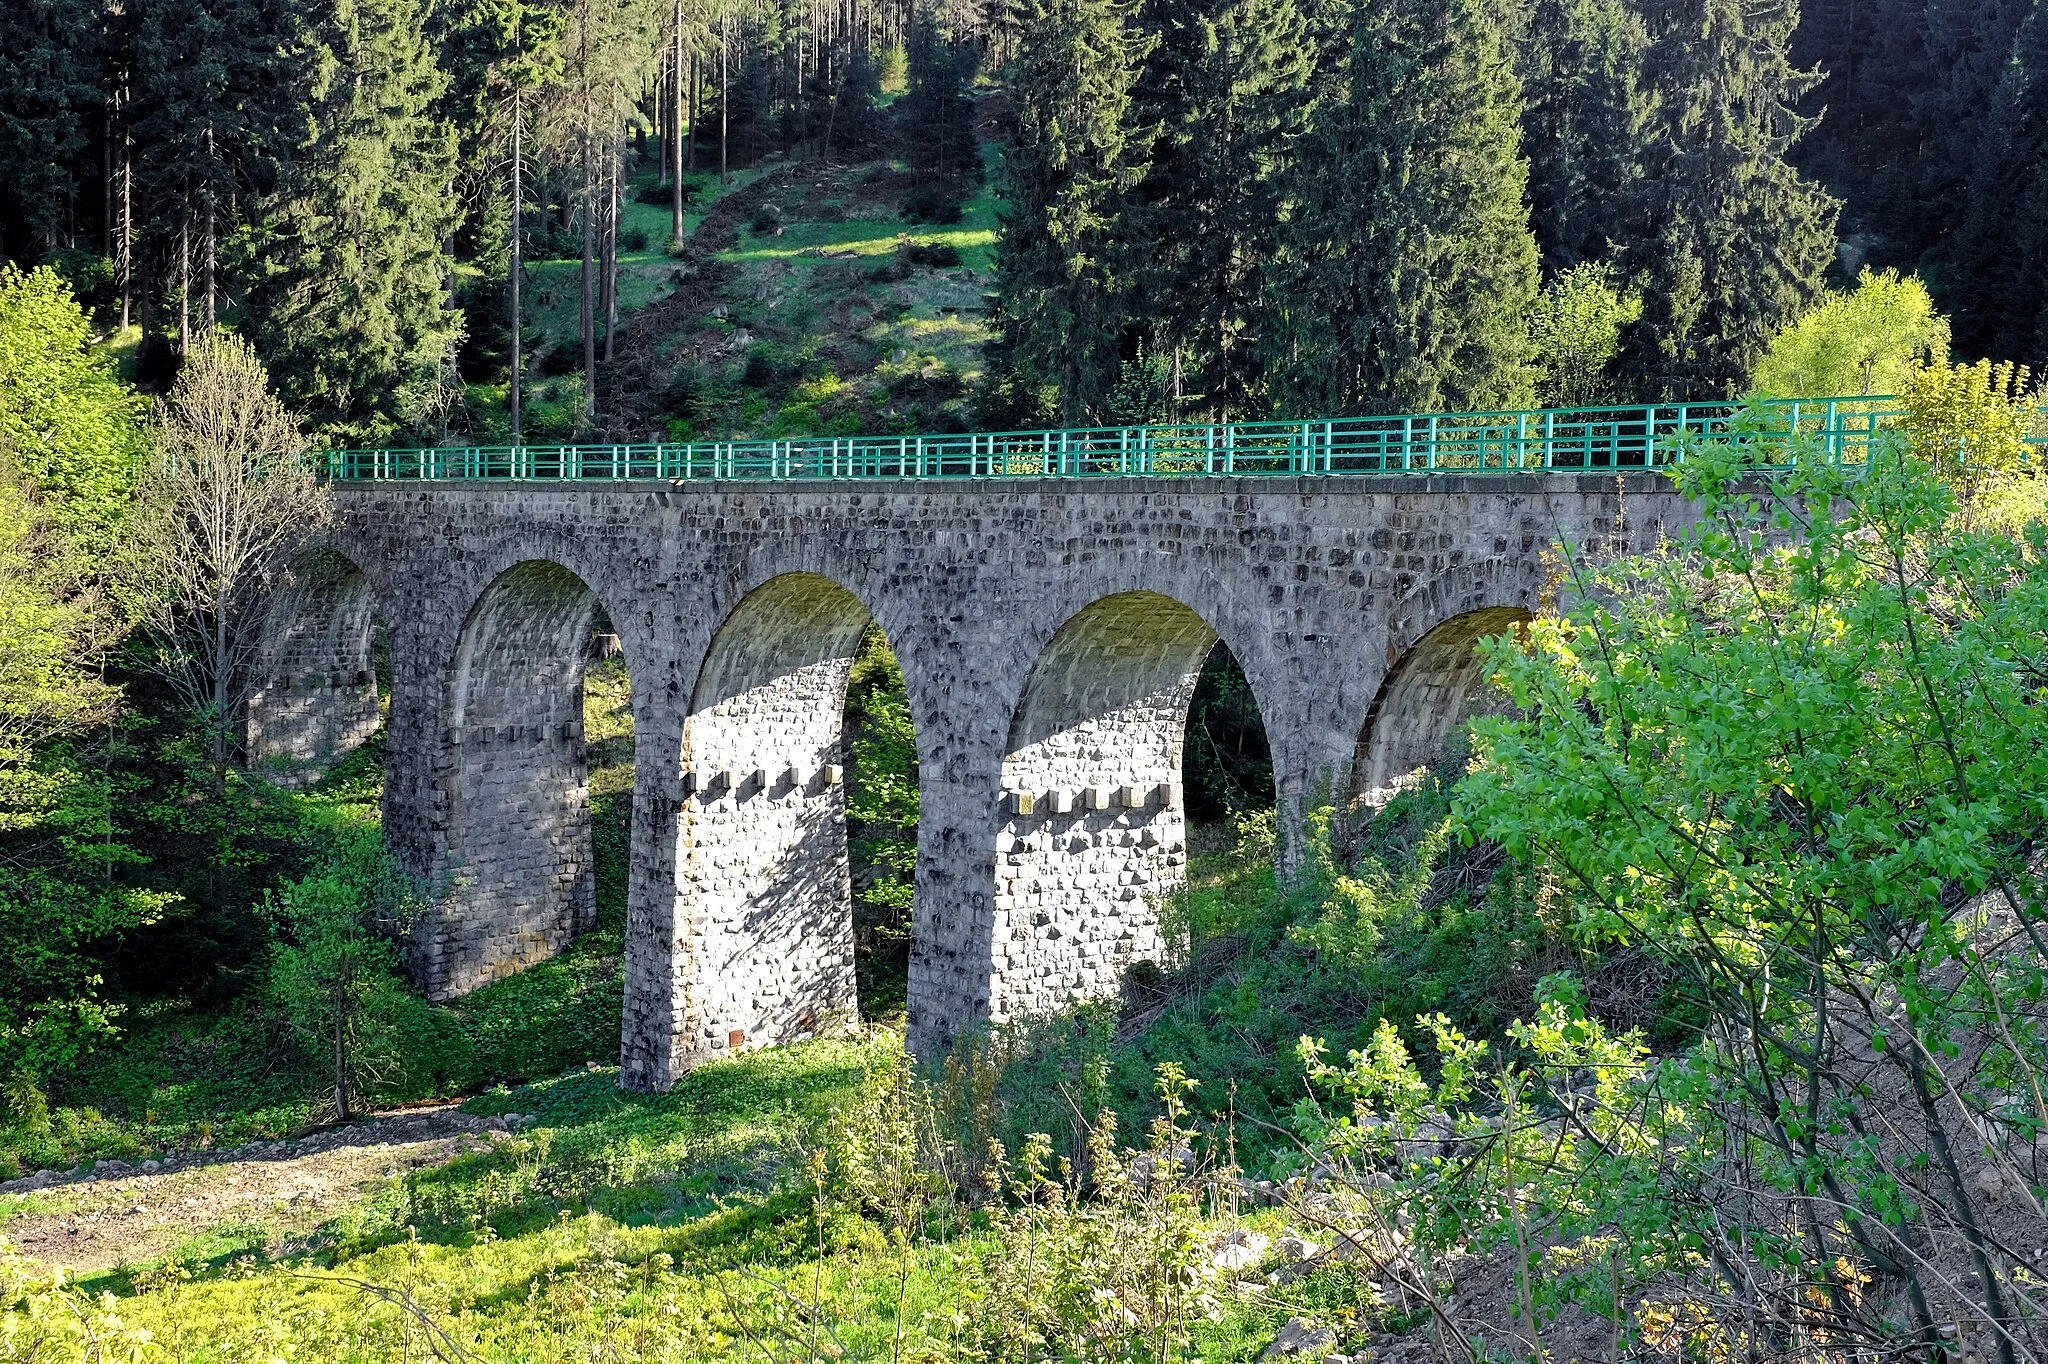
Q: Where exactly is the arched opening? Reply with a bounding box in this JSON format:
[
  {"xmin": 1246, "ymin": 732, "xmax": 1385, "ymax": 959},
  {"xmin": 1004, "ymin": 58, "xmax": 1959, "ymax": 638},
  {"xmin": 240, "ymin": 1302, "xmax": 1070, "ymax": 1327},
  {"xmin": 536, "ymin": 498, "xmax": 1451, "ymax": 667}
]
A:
[
  {"xmin": 429, "ymin": 560, "xmax": 613, "ymax": 999},
  {"xmin": 247, "ymin": 548, "xmax": 384, "ymax": 787},
  {"xmin": 843, "ymin": 622, "xmax": 919, "ymax": 1021},
  {"xmin": 678, "ymin": 572, "xmax": 909, "ymax": 1057},
  {"xmin": 994, "ymin": 592, "xmax": 1231, "ymax": 1023},
  {"xmin": 1353, "ymin": 607, "xmax": 1533, "ymax": 805}
]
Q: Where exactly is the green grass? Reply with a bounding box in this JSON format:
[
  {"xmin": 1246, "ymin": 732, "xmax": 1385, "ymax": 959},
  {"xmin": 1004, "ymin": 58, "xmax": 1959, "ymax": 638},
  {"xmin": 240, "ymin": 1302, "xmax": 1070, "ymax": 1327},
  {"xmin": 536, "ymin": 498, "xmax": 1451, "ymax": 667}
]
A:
[{"xmin": 53, "ymin": 1029, "xmax": 1366, "ymax": 1361}]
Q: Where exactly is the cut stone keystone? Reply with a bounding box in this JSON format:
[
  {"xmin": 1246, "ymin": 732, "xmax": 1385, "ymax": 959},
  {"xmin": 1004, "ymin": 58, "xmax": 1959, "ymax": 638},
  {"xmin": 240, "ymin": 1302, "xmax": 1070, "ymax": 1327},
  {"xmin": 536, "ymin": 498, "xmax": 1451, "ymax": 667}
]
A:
[
  {"xmin": 781, "ymin": 766, "xmax": 801, "ymax": 790},
  {"xmin": 1153, "ymin": 782, "xmax": 1175, "ymax": 808},
  {"xmin": 1086, "ymin": 786, "xmax": 1112, "ymax": 811},
  {"xmin": 824, "ymin": 765, "xmax": 844, "ymax": 786},
  {"xmin": 1048, "ymin": 789, "xmax": 1075, "ymax": 815},
  {"xmin": 1009, "ymin": 790, "xmax": 1037, "ymax": 816},
  {"xmin": 681, "ymin": 771, "xmax": 700, "ymax": 795},
  {"xmin": 748, "ymin": 768, "xmax": 768, "ymax": 793},
  {"xmin": 1118, "ymin": 784, "xmax": 1145, "ymax": 808}
]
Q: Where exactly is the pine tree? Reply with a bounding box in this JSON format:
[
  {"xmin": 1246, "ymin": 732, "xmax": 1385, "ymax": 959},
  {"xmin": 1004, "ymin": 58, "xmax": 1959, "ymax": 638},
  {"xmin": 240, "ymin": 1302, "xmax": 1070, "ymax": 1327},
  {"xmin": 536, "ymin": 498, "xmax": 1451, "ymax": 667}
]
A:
[
  {"xmin": 0, "ymin": 0, "xmax": 101, "ymax": 259},
  {"xmin": 1123, "ymin": 0, "xmax": 1315, "ymax": 416},
  {"xmin": 241, "ymin": 0, "xmax": 463, "ymax": 442},
  {"xmin": 1518, "ymin": 0, "xmax": 1652, "ymax": 274},
  {"xmin": 987, "ymin": 0, "xmax": 1155, "ymax": 424},
  {"xmin": 1619, "ymin": 0, "xmax": 1839, "ymax": 398},
  {"xmin": 1264, "ymin": 0, "xmax": 1539, "ymax": 415}
]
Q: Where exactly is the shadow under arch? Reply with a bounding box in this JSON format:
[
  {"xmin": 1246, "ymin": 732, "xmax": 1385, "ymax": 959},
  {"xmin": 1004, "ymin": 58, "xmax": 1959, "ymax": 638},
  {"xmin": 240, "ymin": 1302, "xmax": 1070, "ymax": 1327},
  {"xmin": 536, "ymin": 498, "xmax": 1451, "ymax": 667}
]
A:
[
  {"xmin": 674, "ymin": 571, "xmax": 887, "ymax": 1062},
  {"xmin": 248, "ymin": 546, "xmax": 385, "ymax": 787},
  {"xmin": 1352, "ymin": 606, "xmax": 1533, "ymax": 805},
  {"xmin": 992, "ymin": 591, "xmax": 1228, "ymax": 1024},
  {"xmin": 427, "ymin": 559, "xmax": 616, "ymax": 1000}
]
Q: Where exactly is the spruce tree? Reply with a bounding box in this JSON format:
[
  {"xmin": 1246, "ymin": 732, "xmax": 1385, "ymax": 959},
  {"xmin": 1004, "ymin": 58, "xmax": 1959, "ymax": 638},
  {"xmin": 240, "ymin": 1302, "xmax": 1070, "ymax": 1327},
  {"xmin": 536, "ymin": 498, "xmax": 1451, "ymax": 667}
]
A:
[
  {"xmin": 0, "ymin": 0, "xmax": 100, "ymax": 259},
  {"xmin": 901, "ymin": 14, "xmax": 980, "ymax": 185},
  {"xmin": 1950, "ymin": 1, "xmax": 2048, "ymax": 368},
  {"xmin": 1518, "ymin": 0, "xmax": 1652, "ymax": 273},
  {"xmin": 129, "ymin": 0, "xmax": 296, "ymax": 340},
  {"xmin": 1620, "ymin": 0, "xmax": 1839, "ymax": 398},
  {"xmin": 1263, "ymin": 0, "xmax": 1539, "ymax": 415},
  {"xmin": 987, "ymin": 0, "xmax": 1155, "ymax": 424},
  {"xmin": 242, "ymin": 0, "xmax": 462, "ymax": 442},
  {"xmin": 1124, "ymin": 0, "xmax": 1315, "ymax": 416}
]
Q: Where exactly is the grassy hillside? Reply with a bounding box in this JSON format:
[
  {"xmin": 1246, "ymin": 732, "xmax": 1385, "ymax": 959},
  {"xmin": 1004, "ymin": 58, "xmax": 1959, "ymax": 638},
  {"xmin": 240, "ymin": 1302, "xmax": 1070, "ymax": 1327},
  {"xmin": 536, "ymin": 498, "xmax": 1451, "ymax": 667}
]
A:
[{"xmin": 458, "ymin": 147, "xmax": 1001, "ymax": 448}]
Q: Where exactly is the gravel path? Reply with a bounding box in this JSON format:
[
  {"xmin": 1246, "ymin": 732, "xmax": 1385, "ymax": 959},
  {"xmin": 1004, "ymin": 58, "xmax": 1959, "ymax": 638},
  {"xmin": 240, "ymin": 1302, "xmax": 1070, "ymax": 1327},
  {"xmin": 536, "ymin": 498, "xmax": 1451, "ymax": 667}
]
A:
[{"xmin": 0, "ymin": 1104, "xmax": 537, "ymax": 1273}]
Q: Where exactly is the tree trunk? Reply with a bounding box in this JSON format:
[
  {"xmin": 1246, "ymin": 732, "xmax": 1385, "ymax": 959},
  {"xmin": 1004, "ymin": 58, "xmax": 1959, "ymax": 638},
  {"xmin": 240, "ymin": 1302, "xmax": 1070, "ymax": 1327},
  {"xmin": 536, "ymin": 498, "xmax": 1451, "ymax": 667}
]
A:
[
  {"xmin": 580, "ymin": 0, "xmax": 596, "ymax": 422},
  {"xmin": 687, "ymin": 45, "xmax": 698, "ymax": 173},
  {"xmin": 118, "ymin": 88, "xmax": 132, "ymax": 332},
  {"xmin": 203, "ymin": 125, "xmax": 217, "ymax": 327},
  {"xmin": 511, "ymin": 87, "xmax": 524, "ymax": 442},
  {"xmin": 720, "ymin": 20, "xmax": 729, "ymax": 185},
  {"xmin": 601, "ymin": 142, "xmax": 618, "ymax": 364},
  {"xmin": 179, "ymin": 203, "xmax": 192, "ymax": 352},
  {"xmin": 332, "ymin": 994, "xmax": 350, "ymax": 1121},
  {"xmin": 673, "ymin": 3, "xmax": 688, "ymax": 241}
]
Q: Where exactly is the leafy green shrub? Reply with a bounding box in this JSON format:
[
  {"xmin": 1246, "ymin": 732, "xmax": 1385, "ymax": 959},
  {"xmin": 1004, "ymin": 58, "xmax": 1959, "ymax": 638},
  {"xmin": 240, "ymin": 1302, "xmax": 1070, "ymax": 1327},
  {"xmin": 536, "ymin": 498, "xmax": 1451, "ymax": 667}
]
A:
[{"xmin": 260, "ymin": 821, "xmax": 462, "ymax": 1117}]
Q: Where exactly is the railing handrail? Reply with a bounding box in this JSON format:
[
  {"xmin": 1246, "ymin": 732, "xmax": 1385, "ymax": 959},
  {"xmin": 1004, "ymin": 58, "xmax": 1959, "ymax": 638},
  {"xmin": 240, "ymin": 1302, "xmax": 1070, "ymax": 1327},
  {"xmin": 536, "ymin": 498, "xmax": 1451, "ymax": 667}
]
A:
[{"xmin": 322, "ymin": 396, "xmax": 2043, "ymax": 483}]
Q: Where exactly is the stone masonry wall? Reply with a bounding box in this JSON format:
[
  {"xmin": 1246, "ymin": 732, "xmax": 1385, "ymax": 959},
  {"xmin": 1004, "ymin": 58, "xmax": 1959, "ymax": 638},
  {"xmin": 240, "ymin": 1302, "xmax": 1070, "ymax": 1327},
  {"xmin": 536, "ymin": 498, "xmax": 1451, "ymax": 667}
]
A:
[
  {"xmin": 993, "ymin": 593, "xmax": 1215, "ymax": 1021},
  {"xmin": 1352, "ymin": 605, "xmax": 1535, "ymax": 803},
  {"xmin": 247, "ymin": 550, "xmax": 382, "ymax": 787},
  {"xmin": 423, "ymin": 560, "xmax": 600, "ymax": 999},
  {"xmin": 302, "ymin": 471, "xmax": 1707, "ymax": 1088},
  {"xmin": 677, "ymin": 573, "xmax": 865, "ymax": 1061}
]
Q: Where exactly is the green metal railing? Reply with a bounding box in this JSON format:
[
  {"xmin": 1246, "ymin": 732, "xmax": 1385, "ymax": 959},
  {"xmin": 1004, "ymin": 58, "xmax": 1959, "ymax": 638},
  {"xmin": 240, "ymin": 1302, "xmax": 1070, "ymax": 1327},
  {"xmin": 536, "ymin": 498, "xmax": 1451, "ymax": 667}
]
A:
[{"xmin": 327, "ymin": 396, "xmax": 1922, "ymax": 483}]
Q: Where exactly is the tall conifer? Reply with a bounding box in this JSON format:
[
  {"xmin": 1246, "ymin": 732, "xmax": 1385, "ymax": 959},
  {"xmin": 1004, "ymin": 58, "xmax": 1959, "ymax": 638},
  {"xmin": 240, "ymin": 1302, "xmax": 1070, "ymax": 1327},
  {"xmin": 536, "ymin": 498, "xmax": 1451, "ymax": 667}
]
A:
[
  {"xmin": 0, "ymin": 0, "xmax": 100, "ymax": 258},
  {"xmin": 242, "ymin": 0, "xmax": 462, "ymax": 442},
  {"xmin": 1124, "ymin": 0, "xmax": 1315, "ymax": 416},
  {"xmin": 987, "ymin": 0, "xmax": 1155, "ymax": 423},
  {"xmin": 1264, "ymin": 0, "xmax": 1538, "ymax": 415},
  {"xmin": 1950, "ymin": 2, "xmax": 2048, "ymax": 368},
  {"xmin": 1518, "ymin": 0, "xmax": 1651, "ymax": 273},
  {"xmin": 1620, "ymin": 0, "xmax": 1838, "ymax": 397}
]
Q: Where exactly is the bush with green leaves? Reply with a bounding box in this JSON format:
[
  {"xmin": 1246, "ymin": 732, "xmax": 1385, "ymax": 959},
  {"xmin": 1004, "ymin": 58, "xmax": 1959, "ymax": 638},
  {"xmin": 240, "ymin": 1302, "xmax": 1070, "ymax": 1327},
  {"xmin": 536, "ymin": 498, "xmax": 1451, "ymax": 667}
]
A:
[
  {"xmin": 261, "ymin": 821, "xmax": 465, "ymax": 1120},
  {"xmin": 1751, "ymin": 266, "xmax": 1949, "ymax": 398},
  {"xmin": 1328, "ymin": 415, "xmax": 2048, "ymax": 1359}
]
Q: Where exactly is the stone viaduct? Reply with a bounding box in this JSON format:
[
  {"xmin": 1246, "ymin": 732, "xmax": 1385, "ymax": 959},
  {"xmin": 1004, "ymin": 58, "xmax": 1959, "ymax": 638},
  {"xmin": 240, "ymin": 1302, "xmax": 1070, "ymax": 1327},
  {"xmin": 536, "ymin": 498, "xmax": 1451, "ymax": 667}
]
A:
[{"xmin": 248, "ymin": 471, "xmax": 1702, "ymax": 1091}]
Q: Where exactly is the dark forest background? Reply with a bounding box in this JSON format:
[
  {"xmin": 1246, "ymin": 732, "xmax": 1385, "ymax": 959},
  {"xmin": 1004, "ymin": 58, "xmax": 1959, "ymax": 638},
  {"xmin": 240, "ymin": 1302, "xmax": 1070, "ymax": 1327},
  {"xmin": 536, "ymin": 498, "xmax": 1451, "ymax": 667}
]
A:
[{"xmin": 2, "ymin": 0, "xmax": 2043, "ymax": 445}]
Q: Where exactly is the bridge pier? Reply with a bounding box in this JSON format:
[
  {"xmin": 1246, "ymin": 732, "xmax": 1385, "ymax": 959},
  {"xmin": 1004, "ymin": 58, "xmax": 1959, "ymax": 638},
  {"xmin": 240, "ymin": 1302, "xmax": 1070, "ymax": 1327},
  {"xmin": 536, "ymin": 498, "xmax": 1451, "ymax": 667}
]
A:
[{"xmin": 412, "ymin": 559, "xmax": 603, "ymax": 999}]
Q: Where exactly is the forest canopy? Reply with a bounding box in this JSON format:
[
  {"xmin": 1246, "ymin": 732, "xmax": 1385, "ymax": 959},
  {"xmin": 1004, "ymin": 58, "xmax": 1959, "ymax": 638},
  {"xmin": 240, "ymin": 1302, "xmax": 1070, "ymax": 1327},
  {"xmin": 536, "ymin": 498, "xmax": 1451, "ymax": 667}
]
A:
[{"xmin": 0, "ymin": 0, "xmax": 2041, "ymax": 442}]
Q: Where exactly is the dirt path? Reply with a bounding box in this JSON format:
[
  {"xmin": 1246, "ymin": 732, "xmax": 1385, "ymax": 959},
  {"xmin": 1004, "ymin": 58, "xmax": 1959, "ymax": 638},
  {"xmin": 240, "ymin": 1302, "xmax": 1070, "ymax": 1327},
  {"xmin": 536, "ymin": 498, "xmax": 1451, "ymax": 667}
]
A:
[{"xmin": 0, "ymin": 1105, "xmax": 528, "ymax": 1274}]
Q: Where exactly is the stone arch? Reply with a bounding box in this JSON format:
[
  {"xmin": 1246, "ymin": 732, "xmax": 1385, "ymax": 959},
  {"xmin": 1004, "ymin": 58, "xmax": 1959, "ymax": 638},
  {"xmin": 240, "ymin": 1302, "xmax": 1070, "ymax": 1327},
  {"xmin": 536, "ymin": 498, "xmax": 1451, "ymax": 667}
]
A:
[
  {"xmin": 1352, "ymin": 606, "xmax": 1533, "ymax": 804},
  {"xmin": 674, "ymin": 571, "xmax": 879, "ymax": 1061},
  {"xmin": 426, "ymin": 559, "xmax": 612, "ymax": 999},
  {"xmin": 248, "ymin": 547, "xmax": 383, "ymax": 787},
  {"xmin": 991, "ymin": 591, "xmax": 1223, "ymax": 1023}
]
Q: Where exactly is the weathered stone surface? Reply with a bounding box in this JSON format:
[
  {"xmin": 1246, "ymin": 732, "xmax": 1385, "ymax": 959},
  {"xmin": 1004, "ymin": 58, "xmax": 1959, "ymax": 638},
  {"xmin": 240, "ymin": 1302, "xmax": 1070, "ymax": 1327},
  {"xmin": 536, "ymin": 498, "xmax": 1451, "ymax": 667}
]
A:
[{"xmin": 260, "ymin": 472, "xmax": 1700, "ymax": 1090}]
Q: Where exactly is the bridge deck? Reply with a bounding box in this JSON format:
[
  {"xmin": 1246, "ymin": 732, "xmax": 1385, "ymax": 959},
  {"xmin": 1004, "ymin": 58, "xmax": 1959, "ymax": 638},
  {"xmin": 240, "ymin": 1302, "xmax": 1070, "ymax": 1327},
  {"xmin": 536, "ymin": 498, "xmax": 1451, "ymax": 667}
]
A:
[{"xmin": 330, "ymin": 396, "xmax": 1943, "ymax": 483}]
